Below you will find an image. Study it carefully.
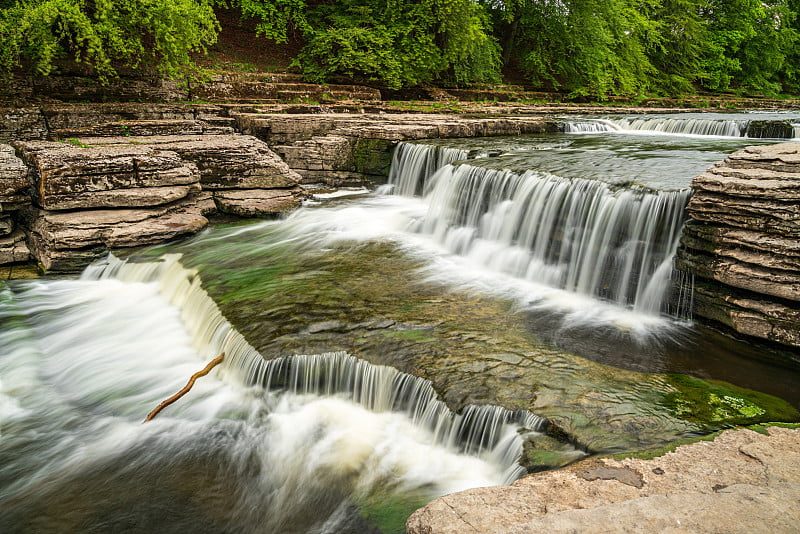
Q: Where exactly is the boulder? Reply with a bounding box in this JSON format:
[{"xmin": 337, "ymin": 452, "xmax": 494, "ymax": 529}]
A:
[{"xmin": 214, "ymin": 188, "xmax": 306, "ymax": 217}]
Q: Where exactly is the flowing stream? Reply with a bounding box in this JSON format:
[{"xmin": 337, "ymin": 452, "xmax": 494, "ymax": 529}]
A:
[
  {"xmin": 0, "ymin": 255, "xmax": 549, "ymax": 533},
  {"xmin": 561, "ymin": 111, "xmax": 800, "ymax": 138},
  {"xmin": 2, "ymin": 112, "xmax": 799, "ymax": 533}
]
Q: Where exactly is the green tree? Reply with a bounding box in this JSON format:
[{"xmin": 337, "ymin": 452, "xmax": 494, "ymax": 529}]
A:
[
  {"xmin": 783, "ymin": 0, "xmax": 800, "ymax": 91},
  {"xmin": 233, "ymin": 0, "xmax": 501, "ymax": 88},
  {"xmin": 700, "ymin": 0, "xmax": 797, "ymax": 94},
  {"xmin": 645, "ymin": 0, "xmax": 707, "ymax": 95},
  {"xmin": 0, "ymin": 0, "xmax": 220, "ymax": 80},
  {"xmin": 491, "ymin": 0, "xmax": 658, "ymax": 97},
  {"xmin": 733, "ymin": 1, "xmax": 797, "ymax": 94}
]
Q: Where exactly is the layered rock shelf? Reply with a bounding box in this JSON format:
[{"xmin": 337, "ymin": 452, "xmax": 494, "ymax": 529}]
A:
[
  {"xmin": 0, "ymin": 103, "xmax": 558, "ymax": 273},
  {"xmin": 676, "ymin": 142, "xmax": 800, "ymax": 352},
  {"xmin": 9, "ymin": 131, "xmax": 305, "ymax": 271},
  {"xmin": 236, "ymin": 113, "xmax": 557, "ymax": 185}
]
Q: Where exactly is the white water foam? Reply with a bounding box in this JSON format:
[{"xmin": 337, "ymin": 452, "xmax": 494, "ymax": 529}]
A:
[{"xmin": 1, "ymin": 256, "xmax": 551, "ymax": 531}]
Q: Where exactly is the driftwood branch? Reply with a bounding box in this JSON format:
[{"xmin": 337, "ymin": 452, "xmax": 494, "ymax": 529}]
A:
[{"xmin": 143, "ymin": 353, "xmax": 225, "ymax": 423}]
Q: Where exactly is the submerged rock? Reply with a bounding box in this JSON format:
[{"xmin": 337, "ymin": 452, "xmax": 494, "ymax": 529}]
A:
[{"xmin": 152, "ymin": 232, "xmax": 797, "ymax": 457}]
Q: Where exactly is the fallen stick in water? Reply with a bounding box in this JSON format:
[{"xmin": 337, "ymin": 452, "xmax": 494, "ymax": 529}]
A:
[{"xmin": 143, "ymin": 353, "xmax": 225, "ymax": 423}]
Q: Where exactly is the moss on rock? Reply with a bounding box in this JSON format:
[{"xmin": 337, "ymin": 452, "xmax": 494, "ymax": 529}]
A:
[
  {"xmin": 353, "ymin": 138, "xmax": 393, "ymax": 176},
  {"xmin": 662, "ymin": 374, "xmax": 800, "ymax": 428}
]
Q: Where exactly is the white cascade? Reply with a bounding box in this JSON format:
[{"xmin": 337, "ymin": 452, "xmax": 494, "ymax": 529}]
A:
[
  {"xmin": 389, "ymin": 145, "xmax": 691, "ymax": 316},
  {"xmin": 387, "ymin": 141, "xmax": 469, "ymax": 196},
  {"xmin": 82, "ymin": 253, "xmax": 550, "ymax": 482},
  {"xmin": 563, "ymin": 116, "xmax": 798, "ymax": 138}
]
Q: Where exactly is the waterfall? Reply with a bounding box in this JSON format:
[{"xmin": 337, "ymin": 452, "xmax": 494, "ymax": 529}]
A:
[
  {"xmin": 389, "ymin": 143, "xmax": 691, "ymax": 317},
  {"xmin": 82, "ymin": 253, "xmax": 548, "ymax": 483},
  {"xmin": 386, "ymin": 142, "xmax": 469, "ymax": 196},
  {"xmin": 562, "ymin": 119, "xmax": 622, "ymax": 133},
  {"xmin": 611, "ymin": 117, "xmax": 747, "ymax": 137},
  {"xmin": 253, "ymin": 352, "xmax": 544, "ymax": 481},
  {"xmin": 3, "ymin": 260, "xmax": 569, "ymax": 533},
  {"xmin": 82, "ymin": 253, "xmax": 264, "ymax": 385},
  {"xmin": 562, "ymin": 116, "xmax": 798, "ymax": 138}
]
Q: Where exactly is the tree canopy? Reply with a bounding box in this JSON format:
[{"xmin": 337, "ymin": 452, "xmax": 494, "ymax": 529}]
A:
[
  {"xmin": 0, "ymin": 0, "xmax": 798, "ymax": 96},
  {"xmin": 0, "ymin": 0, "xmax": 219, "ymax": 80}
]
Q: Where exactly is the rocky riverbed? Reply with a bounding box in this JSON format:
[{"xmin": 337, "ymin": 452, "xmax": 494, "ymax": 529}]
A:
[{"xmin": 2, "ymin": 100, "xmax": 800, "ymax": 533}]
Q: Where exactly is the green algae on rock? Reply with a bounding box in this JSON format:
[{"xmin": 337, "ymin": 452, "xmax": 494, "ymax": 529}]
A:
[{"xmin": 662, "ymin": 374, "xmax": 800, "ymax": 428}]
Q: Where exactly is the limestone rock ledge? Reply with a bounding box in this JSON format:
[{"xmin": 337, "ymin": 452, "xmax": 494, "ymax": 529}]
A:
[
  {"xmin": 7, "ymin": 133, "xmax": 304, "ymax": 271},
  {"xmin": 236, "ymin": 113, "xmax": 557, "ymax": 186},
  {"xmin": 21, "ymin": 193, "xmax": 215, "ymax": 272},
  {"xmin": 406, "ymin": 426, "xmax": 800, "ymax": 534},
  {"xmin": 676, "ymin": 142, "xmax": 800, "ymax": 349}
]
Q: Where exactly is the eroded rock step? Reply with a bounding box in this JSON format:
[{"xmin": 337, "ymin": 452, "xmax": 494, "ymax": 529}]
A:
[{"xmin": 9, "ymin": 132, "xmax": 304, "ymax": 271}]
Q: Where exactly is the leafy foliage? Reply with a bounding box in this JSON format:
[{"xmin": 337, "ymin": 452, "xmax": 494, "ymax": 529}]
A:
[
  {"xmin": 234, "ymin": 0, "xmax": 501, "ymax": 88},
  {"xmin": 0, "ymin": 0, "xmax": 798, "ymax": 95},
  {"xmin": 0, "ymin": 0, "xmax": 219, "ymax": 80},
  {"xmin": 484, "ymin": 0, "xmax": 799, "ymax": 97}
]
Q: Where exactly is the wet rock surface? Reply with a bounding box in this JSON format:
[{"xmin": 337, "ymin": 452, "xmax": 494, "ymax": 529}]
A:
[
  {"xmin": 143, "ymin": 232, "xmax": 796, "ymax": 459},
  {"xmin": 678, "ymin": 142, "xmax": 800, "ymax": 349},
  {"xmin": 406, "ymin": 426, "xmax": 800, "ymax": 534}
]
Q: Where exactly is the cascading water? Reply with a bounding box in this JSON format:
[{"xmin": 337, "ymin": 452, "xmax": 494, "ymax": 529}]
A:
[
  {"xmin": 387, "ymin": 142, "xmax": 692, "ymax": 318},
  {"xmin": 562, "ymin": 115, "xmax": 799, "ymax": 138},
  {"xmin": 385, "ymin": 141, "xmax": 469, "ymax": 196},
  {"xmin": 1, "ymin": 253, "xmax": 562, "ymax": 533}
]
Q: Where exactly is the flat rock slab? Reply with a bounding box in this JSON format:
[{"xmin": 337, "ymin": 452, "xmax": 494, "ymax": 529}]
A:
[
  {"xmin": 214, "ymin": 188, "xmax": 304, "ymax": 217},
  {"xmin": 503, "ymin": 483, "xmax": 800, "ymax": 534},
  {"xmin": 406, "ymin": 426, "xmax": 800, "ymax": 534},
  {"xmin": 52, "ymin": 119, "xmax": 234, "ymax": 138},
  {"xmin": 235, "ymin": 113, "xmax": 556, "ymax": 144},
  {"xmin": 23, "ymin": 193, "xmax": 214, "ymax": 271},
  {"xmin": 12, "ymin": 141, "xmax": 200, "ymax": 210},
  {"xmin": 71, "ymin": 134, "xmax": 303, "ymax": 190}
]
